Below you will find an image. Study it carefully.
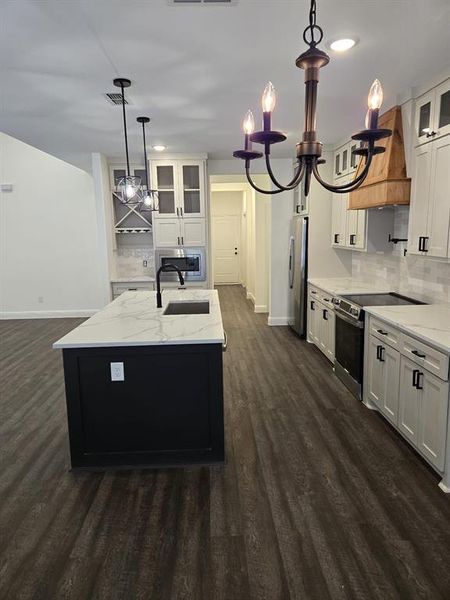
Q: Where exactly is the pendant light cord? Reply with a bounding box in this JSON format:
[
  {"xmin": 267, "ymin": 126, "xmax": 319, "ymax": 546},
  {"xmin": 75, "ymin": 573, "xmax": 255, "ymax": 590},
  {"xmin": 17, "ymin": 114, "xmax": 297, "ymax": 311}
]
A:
[
  {"xmin": 141, "ymin": 121, "xmax": 150, "ymax": 190},
  {"xmin": 120, "ymin": 81, "xmax": 131, "ymax": 176}
]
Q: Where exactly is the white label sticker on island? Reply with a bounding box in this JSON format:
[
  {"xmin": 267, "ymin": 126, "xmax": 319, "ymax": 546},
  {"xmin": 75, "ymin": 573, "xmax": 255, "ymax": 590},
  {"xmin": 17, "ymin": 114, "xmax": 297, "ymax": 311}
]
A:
[{"xmin": 110, "ymin": 362, "xmax": 125, "ymax": 382}]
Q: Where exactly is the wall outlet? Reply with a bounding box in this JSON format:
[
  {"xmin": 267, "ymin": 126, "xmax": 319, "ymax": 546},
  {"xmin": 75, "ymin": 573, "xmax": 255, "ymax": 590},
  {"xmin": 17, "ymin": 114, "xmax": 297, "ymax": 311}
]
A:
[
  {"xmin": 110, "ymin": 362, "xmax": 125, "ymax": 382},
  {"xmin": 143, "ymin": 260, "xmax": 148, "ymax": 268}
]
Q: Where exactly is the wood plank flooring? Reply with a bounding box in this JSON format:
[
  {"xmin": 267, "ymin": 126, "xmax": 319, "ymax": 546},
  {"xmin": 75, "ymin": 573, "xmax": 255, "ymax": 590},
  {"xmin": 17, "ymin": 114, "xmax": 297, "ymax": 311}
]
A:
[{"xmin": 1, "ymin": 285, "xmax": 450, "ymax": 600}]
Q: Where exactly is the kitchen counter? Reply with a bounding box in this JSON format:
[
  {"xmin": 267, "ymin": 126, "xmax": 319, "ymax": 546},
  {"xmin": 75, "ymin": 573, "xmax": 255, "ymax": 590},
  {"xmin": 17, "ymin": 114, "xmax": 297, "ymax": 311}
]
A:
[
  {"xmin": 364, "ymin": 304, "xmax": 450, "ymax": 354},
  {"xmin": 110, "ymin": 276, "xmax": 155, "ymax": 283},
  {"xmin": 53, "ymin": 289, "xmax": 224, "ymax": 349},
  {"xmin": 308, "ymin": 277, "xmax": 392, "ymax": 297},
  {"xmin": 54, "ymin": 289, "xmax": 225, "ymax": 470}
]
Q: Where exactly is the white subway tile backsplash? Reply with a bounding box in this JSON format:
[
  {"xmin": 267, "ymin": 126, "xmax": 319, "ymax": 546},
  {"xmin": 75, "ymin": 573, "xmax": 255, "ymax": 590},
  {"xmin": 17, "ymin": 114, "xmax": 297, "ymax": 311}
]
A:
[
  {"xmin": 113, "ymin": 247, "xmax": 155, "ymax": 278},
  {"xmin": 352, "ymin": 206, "xmax": 450, "ymax": 303}
]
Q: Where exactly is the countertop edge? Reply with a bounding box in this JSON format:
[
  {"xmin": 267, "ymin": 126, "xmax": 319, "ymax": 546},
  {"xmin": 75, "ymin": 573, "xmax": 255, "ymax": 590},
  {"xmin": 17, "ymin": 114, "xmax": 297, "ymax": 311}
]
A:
[{"xmin": 364, "ymin": 306, "xmax": 450, "ymax": 355}]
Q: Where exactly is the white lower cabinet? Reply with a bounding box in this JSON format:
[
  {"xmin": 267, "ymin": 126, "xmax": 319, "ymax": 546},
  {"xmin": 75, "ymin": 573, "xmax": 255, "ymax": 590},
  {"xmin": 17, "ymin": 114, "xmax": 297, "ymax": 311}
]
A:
[
  {"xmin": 399, "ymin": 356, "xmax": 449, "ymax": 471},
  {"xmin": 365, "ymin": 316, "xmax": 450, "ymax": 484},
  {"xmin": 308, "ymin": 290, "xmax": 335, "ymax": 363},
  {"xmin": 367, "ymin": 335, "xmax": 400, "ymax": 425}
]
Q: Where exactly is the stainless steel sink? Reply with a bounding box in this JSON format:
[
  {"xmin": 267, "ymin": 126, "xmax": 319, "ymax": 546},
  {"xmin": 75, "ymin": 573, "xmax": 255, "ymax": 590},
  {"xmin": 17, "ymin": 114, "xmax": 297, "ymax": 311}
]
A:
[{"xmin": 163, "ymin": 301, "xmax": 210, "ymax": 315}]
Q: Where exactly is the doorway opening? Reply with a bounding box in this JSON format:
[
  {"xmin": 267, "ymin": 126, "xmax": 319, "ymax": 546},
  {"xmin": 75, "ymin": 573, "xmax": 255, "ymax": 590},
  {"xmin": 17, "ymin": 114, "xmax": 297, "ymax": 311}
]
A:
[{"xmin": 209, "ymin": 176, "xmax": 271, "ymax": 314}]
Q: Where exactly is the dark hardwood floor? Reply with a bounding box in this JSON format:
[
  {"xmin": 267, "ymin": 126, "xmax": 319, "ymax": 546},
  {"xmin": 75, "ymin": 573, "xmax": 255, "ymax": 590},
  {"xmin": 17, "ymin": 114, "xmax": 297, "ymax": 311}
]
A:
[{"xmin": 1, "ymin": 285, "xmax": 450, "ymax": 600}]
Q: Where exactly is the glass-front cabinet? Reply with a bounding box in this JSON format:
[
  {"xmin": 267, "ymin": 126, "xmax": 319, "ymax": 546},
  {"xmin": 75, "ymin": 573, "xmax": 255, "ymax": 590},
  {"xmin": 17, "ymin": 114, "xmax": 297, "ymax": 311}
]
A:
[
  {"xmin": 151, "ymin": 160, "xmax": 206, "ymax": 219},
  {"xmin": 414, "ymin": 79, "xmax": 450, "ymax": 145},
  {"xmin": 154, "ymin": 163, "xmax": 176, "ymax": 216}
]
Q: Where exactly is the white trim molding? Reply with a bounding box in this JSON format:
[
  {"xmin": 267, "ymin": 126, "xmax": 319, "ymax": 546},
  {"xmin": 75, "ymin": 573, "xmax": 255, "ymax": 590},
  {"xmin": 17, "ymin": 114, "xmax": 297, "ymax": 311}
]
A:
[{"xmin": 268, "ymin": 316, "xmax": 289, "ymax": 326}]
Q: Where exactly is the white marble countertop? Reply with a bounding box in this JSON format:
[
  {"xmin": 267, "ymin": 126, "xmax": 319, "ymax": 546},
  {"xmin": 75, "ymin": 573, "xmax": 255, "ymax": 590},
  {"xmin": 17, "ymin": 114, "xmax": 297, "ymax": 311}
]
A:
[
  {"xmin": 365, "ymin": 304, "xmax": 450, "ymax": 354},
  {"xmin": 111, "ymin": 276, "xmax": 155, "ymax": 283},
  {"xmin": 53, "ymin": 290, "xmax": 224, "ymax": 349},
  {"xmin": 308, "ymin": 277, "xmax": 392, "ymax": 296}
]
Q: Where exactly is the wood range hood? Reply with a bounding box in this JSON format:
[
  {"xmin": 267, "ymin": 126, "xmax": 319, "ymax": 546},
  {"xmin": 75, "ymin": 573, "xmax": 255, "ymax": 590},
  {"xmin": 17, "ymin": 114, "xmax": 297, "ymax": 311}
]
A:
[{"xmin": 349, "ymin": 105, "xmax": 411, "ymax": 209}]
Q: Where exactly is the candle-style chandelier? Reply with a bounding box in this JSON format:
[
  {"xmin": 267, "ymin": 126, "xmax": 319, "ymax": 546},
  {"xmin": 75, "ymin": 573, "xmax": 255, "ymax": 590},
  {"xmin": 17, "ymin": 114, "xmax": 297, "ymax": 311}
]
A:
[{"xmin": 233, "ymin": 0, "xmax": 392, "ymax": 197}]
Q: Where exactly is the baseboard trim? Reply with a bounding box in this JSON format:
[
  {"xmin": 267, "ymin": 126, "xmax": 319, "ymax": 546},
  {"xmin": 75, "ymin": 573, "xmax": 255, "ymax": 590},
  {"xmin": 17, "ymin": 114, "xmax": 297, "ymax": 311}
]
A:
[
  {"xmin": 254, "ymin": 305, "xmax": 268, "ymax": 314},
  {"xmin": 246, "ymin": 292, "xmax": 255, "ymax": 304},
  {"xmin": 268, "ymin": 316, "xmax": 289, "ymax": 326},
  {"xmin": 0, "ymin": 309, "xmax": 99, "ymax": 320}
]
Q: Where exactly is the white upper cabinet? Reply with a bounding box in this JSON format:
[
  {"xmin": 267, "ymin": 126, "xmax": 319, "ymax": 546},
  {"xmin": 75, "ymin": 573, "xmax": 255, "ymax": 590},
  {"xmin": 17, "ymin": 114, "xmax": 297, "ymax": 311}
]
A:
[
  {"xmin": 414, "ymin": 78, "xmax": 450, "ymax": 145},
  {"xmin": 179, "ymin": 161, "xmax": 205, "ymax": 218},
  {"xmin": 408, "ymin": 134, "xmax": 450, "ymax": 258},
  {"xmin": 152, "ymin": 160, "xmax": 206, "ymax": 219}
]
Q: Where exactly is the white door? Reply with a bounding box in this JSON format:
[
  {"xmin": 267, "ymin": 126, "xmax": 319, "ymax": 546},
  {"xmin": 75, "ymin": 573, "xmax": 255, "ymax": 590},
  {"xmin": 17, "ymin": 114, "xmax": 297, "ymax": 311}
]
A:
[
  {"xmin": 434, "ymin": 79, "xmax": 450, "ymax": 139},
  {"xmin": 322, "ymin": 307, "xmax": 335, "ymax": 362},
  {"xmin": 408, "ymin": 144, "xmax": 432, "ymax": 255},
  {"xmin": 181, "ymin": 218, "xmax": 206, "ymax": 247},
  {"xmin": 152, "ymin": 162, "xmax": 178, "ymax": 218},
  {"xmin": 427, "ymin": 136, "xmax": 450, "ymax": 258},
  {"xmin": 367, "ymin": 336, "xmax": 385, "ymax": 410},
  {"xmin": 179, "ymin": 161, "xmax": 205, "ymax": 218},
  {"xmin": 399, "ymin": 357, "xmax": 421, "ymax": 446},
  {"xmin": 380, "ymin": 344, "xmax": 401, "ymax": 425},
  {"xmin": 153, "ymin": 218, "xmax": 181, "ymax": 247},
  {"xmin": 212, "ymin": 215, "xmax": 240, "ymax": 284},
  {"xmin": 418, "ymin": 370, "xmax": 449, "ymax": 471},
  {"xmin": 307, "ymin": 297, "xmax": 319, "ymax": 344},
  {"xmin": 331, "ymin": 193, "xmax": 348, "ymax": 246}
]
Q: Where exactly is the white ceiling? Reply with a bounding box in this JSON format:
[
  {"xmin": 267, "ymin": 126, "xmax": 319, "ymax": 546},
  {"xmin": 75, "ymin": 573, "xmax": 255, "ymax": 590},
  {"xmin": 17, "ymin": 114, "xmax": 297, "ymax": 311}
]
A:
[{"xmin": 1, "ymin": 0, "xmax": 449, "ymax": 172}]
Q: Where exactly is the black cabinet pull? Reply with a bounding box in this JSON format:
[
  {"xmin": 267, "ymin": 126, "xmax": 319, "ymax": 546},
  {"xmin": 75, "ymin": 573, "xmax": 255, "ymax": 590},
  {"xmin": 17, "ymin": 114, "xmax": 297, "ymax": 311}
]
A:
[
  {"xmin": 334, "ymin": 233, "xmax": 339, "ymax": 244},
  {"xmin": 322, "ymin": 309, "xmax": 328, "ymax": 320},
  {"xmin": 422, "ymin": 237, "xmax": 429, "ymax": 252},
  {"xmin": 376, "ymin": 345, "xmax": 385, "ymax": 362},
  {"xmin": 349, "ymin": 234, "xmax": 356, "ymax": 245},
  {"xmin": 310, "ymin": 300, "xmax": 315, "ymax": 310},
  {"xmin": 418, "ymin": 236, "xmax": 423, "ymax": 251},
  {"xmin": 416, "ymin": 372, "xmax": 424, "ymax": 390},
  {"xmin": 411, "ymin": 349, "xmax": 426, "ymax": 358},
  {"xmin": 412, "ymin": 369, "xmax": 419, "ymax": 387},
  {"xmin": 377, "ymin": 329, "xmax": 388, "ymax": 336}
]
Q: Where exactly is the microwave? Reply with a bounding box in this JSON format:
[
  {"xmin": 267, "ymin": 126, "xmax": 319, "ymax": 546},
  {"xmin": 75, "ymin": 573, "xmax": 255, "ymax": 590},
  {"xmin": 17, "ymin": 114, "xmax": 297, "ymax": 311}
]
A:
[{"xmin": 154, "ymin": 247, "xmax": 207, "ymax": 282}]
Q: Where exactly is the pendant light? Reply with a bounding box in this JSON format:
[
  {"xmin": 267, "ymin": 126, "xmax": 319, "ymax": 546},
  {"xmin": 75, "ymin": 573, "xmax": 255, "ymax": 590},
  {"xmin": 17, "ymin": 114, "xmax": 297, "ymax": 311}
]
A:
[
  {"xmin": 112, "ymin": 78, "xmax": 143, "ymax": 205},
  {"xmin": 233, "ymin": 0, "xmax": 391, "ymax": 197},
  {"xmin": 136, "ymin": 117, "xmax": 159, "ymax": 212}
]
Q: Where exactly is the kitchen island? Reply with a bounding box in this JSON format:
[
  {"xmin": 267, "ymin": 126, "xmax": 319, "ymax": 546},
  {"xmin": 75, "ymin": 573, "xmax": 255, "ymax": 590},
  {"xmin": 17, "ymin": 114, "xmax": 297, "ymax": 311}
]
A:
[{"xmin": 53, "ymin": 289, "xmax": 225, "ymax": 470}]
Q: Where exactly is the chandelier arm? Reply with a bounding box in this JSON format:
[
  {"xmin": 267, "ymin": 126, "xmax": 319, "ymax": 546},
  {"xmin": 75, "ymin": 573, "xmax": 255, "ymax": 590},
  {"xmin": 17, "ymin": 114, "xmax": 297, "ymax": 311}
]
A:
[
  {"xmin": 312, "ymin": 150, "xmax": 374, "ymax": 193},
  {"xmin": 312, "ymin": 157, "xmax": 372, "ymax": 194},
  {"xmin": 245, "ymin": 162, "xmax": 286, "ymax": 195},
  {"xmin": 265, "ymin": 155, "xmax": 305, "ymax": 191}
]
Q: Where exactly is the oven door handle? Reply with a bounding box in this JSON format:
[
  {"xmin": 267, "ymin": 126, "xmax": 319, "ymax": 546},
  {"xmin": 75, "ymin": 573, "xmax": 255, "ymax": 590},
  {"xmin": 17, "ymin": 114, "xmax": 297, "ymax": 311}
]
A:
[{"xmin": 335, "ymin": 308, "xmax": 364, "ymax": 329}]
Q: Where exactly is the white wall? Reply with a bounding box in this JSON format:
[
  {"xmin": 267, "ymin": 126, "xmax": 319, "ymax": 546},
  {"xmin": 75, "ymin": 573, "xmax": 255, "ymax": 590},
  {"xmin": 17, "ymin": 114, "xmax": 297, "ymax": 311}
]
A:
[{"xmin": 0, "ymin": 133, "xmax": 109, "ymax": 318}]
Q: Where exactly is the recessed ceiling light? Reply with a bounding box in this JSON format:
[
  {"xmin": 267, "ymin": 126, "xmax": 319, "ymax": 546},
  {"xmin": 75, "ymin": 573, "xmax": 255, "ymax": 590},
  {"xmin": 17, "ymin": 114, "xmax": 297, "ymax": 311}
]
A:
[
  {"xmin": 329, "ymin": 38, "xmax": 357, "ymax": 52},
  {"xmin": 152, "ymin": 145, "xmax": 167, "ymax": 152}
]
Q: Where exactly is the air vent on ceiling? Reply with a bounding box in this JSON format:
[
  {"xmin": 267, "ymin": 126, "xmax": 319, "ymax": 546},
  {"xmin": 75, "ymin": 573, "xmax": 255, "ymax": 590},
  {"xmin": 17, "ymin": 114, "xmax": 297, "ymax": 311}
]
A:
[
  {"xmin": 105, "ymin": 93, "xmax": 130, "ymax": 106},
  {"xmin": 170, "ymin": 0, "xmax": 237, "ymax": 5}
]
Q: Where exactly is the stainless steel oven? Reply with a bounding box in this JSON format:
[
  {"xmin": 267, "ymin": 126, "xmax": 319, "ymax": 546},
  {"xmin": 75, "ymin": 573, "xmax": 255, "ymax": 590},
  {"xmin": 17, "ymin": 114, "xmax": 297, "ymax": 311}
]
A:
[
  {"xmin": 333, "ymin": 292, "xmax": 425, "ymax": 399},
  {"xmin": 334, "ymin": 306, "xmax": 365, "ymax": 399},
  {"xmin": 154, "ymin": 247, "xmax": 206, "ymax": 282}
]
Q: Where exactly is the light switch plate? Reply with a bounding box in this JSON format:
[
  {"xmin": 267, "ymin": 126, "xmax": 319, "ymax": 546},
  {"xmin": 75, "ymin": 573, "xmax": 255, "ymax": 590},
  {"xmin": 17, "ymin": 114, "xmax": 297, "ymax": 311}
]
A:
[{"xmin": 110, "ymin": 362, "xmax": 124, "ymax": 381}]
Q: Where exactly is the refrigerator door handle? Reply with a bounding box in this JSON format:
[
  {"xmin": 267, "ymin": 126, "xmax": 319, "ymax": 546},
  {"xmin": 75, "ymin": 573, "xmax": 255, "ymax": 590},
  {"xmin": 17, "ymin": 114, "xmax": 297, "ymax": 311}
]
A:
[{"xmin": 288, "ymin": 236, "xmax": 295, "ymax": 289}]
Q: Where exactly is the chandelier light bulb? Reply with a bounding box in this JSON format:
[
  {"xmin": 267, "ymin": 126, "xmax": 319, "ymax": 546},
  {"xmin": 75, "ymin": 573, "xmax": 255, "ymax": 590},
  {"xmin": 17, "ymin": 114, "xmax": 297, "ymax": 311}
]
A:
[
  {"xmin": 262, "ymin": 82, "xmax": 276, "ymax": 113},
  {"xmin": 368, "ymin": 79, "xmax": 383, "ymax": 110},
  {"xmin": 243, "ymin": 110, "xmax": 255, "ymax": 135},
  {"xmin": 144, "ymin": 193, "xmax": 152, "ymax": 206}
]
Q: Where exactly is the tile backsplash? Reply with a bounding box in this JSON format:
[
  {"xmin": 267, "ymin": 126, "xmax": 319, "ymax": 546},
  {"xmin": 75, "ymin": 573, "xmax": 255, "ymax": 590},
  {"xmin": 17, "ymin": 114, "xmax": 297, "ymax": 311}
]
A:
[
  {"xmin": 352, "ymin": 207, "xmax": 450, "ymax": 303},
  {"xmin": 113, "ymin": 247, "xmax": 155, "ymax": 278}
]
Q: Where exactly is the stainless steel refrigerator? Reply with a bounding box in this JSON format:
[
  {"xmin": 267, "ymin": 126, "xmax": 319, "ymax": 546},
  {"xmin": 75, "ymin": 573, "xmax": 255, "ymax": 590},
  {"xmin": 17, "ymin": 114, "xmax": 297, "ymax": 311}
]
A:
[{"xmin": 288, "ymin": 216, "xmax": 308, "ymax": 337}]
